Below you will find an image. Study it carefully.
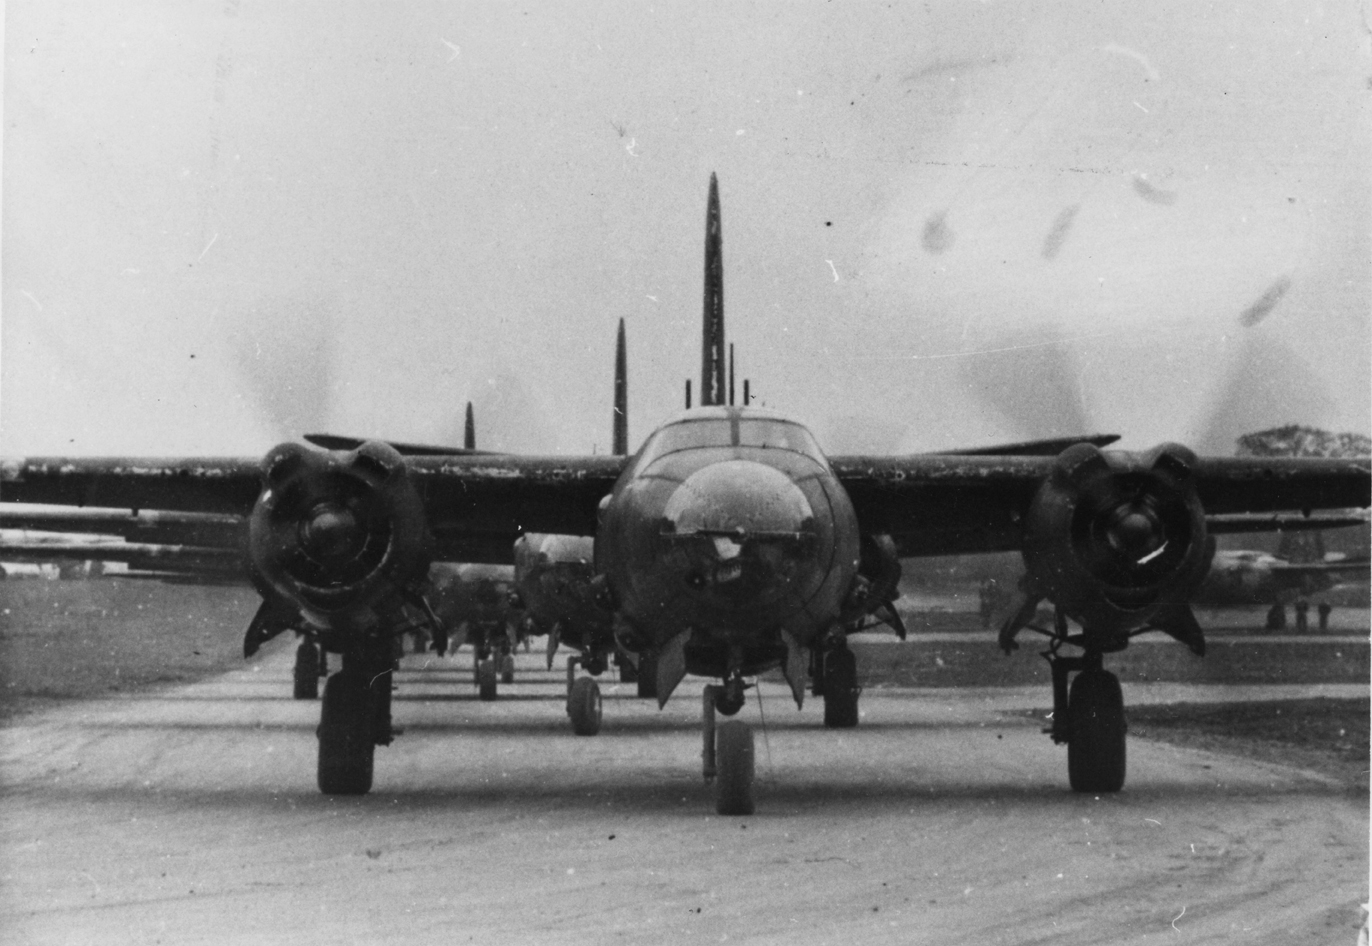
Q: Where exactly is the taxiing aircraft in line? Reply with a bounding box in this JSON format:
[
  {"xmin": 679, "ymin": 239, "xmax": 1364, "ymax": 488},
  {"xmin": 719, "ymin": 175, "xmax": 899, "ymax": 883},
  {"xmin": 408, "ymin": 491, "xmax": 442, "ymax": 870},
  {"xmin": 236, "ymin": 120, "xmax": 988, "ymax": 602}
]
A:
[
  {"xmin": 1195, "ymin": 547, "xmax": 1368, "ymax": 622},
  {"xmin": 3, "ymin": 175, "xmax": 1367, "ymax": 815}
]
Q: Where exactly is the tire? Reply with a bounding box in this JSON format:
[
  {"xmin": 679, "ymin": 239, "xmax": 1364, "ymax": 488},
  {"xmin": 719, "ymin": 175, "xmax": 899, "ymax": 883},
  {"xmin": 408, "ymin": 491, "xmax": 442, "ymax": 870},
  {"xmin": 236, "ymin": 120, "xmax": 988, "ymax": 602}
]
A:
[
  {"xmin": 714, "ymin": 720, "xmax": 756, "ymax": 816},
  {"xmin": 500, "ymin": 653, "xmax": 516, "ymax": 684},
  {"xmin": 636, "ymin": 651, "xmax": 658, "ymax": 700},
  {"xmin": 293, "ymin": 641, "xmax": 320, "ymax": 700},
  {"xmin": 1067, "ymin": 669, "xmax": 1126, "ymax": 793},
  {"xmin": 822, "ymin": 647, "xmax": 860, "ymax": 729},
  {"xmin": 568, "ymin": 677, "xmax": 603, "ymax": 736},
  {"xmin": 477, "ymin": 659, "xmax": 498, "ymax": 701},
  {"xmin": 317, "ymin": 671, "xmax": 375, "ymax": 795},
  {"xmin": 618, "ymin": 657, "xmax": 639, "ymax": 684}
]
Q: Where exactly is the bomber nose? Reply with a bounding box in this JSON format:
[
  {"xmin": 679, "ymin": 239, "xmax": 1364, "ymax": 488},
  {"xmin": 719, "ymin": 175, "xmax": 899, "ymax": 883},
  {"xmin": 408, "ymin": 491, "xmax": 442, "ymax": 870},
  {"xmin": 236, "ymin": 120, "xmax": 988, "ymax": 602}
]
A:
[
  {"xmin": 661, "ymin": 460, "xmax": 817, "ymax": 601},
  {"xmin": 664, "ymin": 460, "xmax": 813, "ymax": 537}
]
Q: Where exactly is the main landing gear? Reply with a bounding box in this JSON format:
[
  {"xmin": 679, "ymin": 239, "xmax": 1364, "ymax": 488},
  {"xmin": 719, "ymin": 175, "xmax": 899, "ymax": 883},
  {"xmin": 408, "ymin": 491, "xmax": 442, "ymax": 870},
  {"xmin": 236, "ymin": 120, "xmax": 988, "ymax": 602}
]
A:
[
  {"xmin": 293, "ymin": 638, "xmax": 323, "ymax": 700},
  {"xmin": 317, "ymin": 639, "xmax": 396, "ymax": 795},
  {"xmin": 811, "ymin": 637, "xmax": 860, "ymax": 729},
  {"xmin": 1043, "ymin": 638, "xmax": 1127, "ymax": 794},
  {"xmin": 471, "ymin": 629, "xmax": 516, "ymax": 701}
]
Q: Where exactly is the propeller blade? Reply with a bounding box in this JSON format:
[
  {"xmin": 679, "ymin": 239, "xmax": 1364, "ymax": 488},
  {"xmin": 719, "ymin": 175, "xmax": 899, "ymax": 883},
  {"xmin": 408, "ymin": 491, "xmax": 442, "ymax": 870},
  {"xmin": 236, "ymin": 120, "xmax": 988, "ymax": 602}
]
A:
[{"xmin": 961, "ymin": 326, "xmax": 1093, "ymax": 443}]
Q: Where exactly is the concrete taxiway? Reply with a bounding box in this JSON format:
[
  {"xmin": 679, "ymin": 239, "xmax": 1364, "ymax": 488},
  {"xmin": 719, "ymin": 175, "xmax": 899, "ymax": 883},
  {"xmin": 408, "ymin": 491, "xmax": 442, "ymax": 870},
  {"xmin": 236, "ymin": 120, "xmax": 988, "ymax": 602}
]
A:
[{"xmin": 1, "ymin": 644, "xmax": 1366, "ymax": 945}]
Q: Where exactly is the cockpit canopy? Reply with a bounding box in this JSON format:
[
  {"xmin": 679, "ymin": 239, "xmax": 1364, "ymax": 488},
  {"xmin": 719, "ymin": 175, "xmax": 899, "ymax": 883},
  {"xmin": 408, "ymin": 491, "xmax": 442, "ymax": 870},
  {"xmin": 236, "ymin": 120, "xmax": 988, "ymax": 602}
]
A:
[{"xmin": 636, "ymin": 409, "xmax": 826, "ymax": 468}]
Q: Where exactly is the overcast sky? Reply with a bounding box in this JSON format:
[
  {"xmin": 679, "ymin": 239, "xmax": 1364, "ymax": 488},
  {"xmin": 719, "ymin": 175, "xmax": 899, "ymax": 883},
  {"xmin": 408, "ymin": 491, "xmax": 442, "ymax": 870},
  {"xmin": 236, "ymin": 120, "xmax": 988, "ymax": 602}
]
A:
[{"xmin": 3, "ymin": 1, "xmax": 1368, "ymax": 457}]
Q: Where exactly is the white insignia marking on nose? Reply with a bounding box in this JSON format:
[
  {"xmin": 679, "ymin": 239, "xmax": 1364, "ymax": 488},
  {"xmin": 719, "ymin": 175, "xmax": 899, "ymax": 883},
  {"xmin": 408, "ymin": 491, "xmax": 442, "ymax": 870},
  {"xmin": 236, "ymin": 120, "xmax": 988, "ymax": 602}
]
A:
[{"xmin": 713, "ymin": 536, "xmax": 743, "ymax": 560}]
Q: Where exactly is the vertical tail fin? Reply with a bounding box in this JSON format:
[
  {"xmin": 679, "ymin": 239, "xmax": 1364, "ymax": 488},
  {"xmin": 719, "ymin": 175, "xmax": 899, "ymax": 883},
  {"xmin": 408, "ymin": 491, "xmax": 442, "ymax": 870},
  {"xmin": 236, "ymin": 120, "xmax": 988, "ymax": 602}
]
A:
[
  {"xmin": 613, "ymin": 318, "xmax": 628, "ymax": 456},
  {"xmin": 729, "ymin": 343, "xmax": 736, "ymax": 406},
  {"xmin": 464, "ymin": 402, "xmax": 476, "ymax": 450},
  {"xmin": 701, "ymin": 173, "xmax": 726, "ymax": 406}
]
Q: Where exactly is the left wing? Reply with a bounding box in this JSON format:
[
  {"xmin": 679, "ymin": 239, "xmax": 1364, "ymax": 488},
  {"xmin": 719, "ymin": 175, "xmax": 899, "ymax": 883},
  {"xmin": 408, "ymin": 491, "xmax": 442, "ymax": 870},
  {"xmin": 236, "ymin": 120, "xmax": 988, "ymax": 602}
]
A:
[{"xmin": 1, "ymin": 452, "xmax": 629, "ymax": 569}]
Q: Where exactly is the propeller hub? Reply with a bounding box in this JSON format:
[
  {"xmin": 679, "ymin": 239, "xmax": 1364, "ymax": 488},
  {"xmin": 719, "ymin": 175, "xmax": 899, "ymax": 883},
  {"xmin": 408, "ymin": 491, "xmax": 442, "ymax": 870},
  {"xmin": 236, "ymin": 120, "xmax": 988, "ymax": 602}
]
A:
[
  {"xmin": 300, "ymin": 502, "xmax": 362, "ymax": 561},
  {"xmin": 1103, "ymin": 505, "xmax": 1162, "ymax": 559}
]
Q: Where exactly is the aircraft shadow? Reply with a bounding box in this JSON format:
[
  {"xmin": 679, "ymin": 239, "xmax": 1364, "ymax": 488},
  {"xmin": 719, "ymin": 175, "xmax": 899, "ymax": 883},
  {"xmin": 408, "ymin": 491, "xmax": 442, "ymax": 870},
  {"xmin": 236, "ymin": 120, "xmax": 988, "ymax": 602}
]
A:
[{"xmin": 10, "ymin": 774, "xmax": 1348, "ymax": 813}]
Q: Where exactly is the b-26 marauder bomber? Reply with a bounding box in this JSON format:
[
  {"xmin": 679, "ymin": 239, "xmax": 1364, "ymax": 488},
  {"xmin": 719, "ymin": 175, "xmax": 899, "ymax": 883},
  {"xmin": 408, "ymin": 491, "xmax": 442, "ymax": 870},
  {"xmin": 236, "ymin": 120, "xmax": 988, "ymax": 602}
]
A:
[{"xmin": 2, "ymin": 176, "xmax": 1367, "ymax": 815}]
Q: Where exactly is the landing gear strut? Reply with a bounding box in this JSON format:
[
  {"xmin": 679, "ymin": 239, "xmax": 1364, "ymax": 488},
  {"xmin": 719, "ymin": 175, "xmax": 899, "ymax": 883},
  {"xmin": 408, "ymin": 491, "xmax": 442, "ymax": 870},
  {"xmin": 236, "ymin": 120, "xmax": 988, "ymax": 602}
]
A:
[
  {"xmin": 293, "ymin": 639, "xmax": 321, "ymax": 700},
  {"xmin": 818, "ymin": 638, "xmax": 859, "ymax": 728},
  {"xmin": 469, "ymin": 625, "xmax": 514, "ymax": 699},
  {"xmin": 317, "ymin": 640, "xmax": 394, "ymax": 795},
  {"xmin": 1044, "ymin": 637, "xmax": 1127, "ymax": 793},
  {"xmin": 702, "ymin": 684, "xmax": 755, "ymax": 816},
  {"xmin": 563, "ymin": 654, "xmax": 604, "ymax": 735}
]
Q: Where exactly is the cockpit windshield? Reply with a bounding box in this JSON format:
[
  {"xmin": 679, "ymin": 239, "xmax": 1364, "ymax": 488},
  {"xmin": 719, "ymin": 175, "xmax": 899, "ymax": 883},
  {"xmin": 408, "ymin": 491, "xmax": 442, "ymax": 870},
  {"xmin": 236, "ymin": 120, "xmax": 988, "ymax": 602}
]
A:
[
  {"xmin": 738, "ymin": 419, "xmax": 822, "ymax": 457},
  {"xmin": 637, "ymin": 415, "xmax": 825, "ymax": 467},
  {"xmin": 638, "ymin": 420, "xmax": 731, "ymax": 465}
]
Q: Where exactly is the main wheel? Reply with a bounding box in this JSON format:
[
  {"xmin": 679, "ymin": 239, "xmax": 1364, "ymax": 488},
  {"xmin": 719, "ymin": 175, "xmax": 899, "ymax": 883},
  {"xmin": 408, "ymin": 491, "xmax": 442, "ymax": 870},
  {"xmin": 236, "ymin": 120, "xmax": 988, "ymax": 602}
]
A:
[
  {"xmin": 477, "ymin": 659, "xmax": 498, "ymax": 701},
  {"xmin": 293, "ymin": 640, "xmax": 320, "ymax": 700},
  {"xmin": 714, "ymin": 720, "xmax": 756, "ymax": 816},
  {"xmin": 318, "ymin": 671, "xmax": 375, "ymax": 795},
  {"xmin": 1067, "ymin": 669, "xmax": 1126, "ymax": 793},
  {"xmin": 568, "ymin": 677, "xmax": 603, "ymax": 736},
  {"xmin": 618, "ymin": 656, "xmax": 639, "ymax": 684},
  {"xmin": 636, "ymin": 651, "xmax": 658, "ymax": 700},
  {"xmin": 500, "ymin": 653, "xmax": 516, "ymax": 684},
  {"xmin": 822, "ymin": 647, "xmax": 860, "ymax": 729}
]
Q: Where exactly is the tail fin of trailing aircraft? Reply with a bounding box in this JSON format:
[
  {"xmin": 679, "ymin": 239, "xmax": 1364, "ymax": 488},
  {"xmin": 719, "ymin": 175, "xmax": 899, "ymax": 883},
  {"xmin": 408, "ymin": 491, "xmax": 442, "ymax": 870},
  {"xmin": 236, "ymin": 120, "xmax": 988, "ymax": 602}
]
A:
[
  {"xmin": 701, "ymin": 173, "xmax": 727, "ymax": 407},
  {"xmin": 613, "ymin": 318, "xmax": 628, "ymax": 455},
  {"xmin": 464, "ymin": 402, "xmax": 476, "ymax": 451}
]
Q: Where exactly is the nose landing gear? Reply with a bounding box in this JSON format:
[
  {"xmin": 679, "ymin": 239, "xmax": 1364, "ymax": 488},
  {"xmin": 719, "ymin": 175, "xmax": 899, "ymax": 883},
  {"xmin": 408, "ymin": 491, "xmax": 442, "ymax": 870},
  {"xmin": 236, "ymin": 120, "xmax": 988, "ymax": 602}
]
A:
[{"xmin": 701, "ymin": 683, "xmax": 756, "ymax": 816}]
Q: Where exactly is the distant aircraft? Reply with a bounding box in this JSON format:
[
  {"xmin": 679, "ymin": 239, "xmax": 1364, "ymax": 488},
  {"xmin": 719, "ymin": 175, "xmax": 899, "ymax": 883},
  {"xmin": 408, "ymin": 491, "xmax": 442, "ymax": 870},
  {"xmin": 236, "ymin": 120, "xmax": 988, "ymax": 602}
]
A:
[
  {"xmin": 3, "ymin": 175, "xmax": 1367, "ymax": 815},
  {"xmin": 511, "ymin": 319, "xmax": 655, "ymax": 734},
  {"xmin": 1194, "ymin": 547, "xmax": 1368, "ymax": 622}
]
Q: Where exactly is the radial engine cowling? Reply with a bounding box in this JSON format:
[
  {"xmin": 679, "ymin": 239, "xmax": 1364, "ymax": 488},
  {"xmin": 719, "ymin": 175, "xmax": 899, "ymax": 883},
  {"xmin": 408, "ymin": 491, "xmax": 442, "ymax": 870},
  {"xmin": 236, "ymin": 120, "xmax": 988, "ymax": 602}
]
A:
[
  {"xmin": 248, "ymin": 441, "xmax": 429, "ymax": 620},
  {"xmin": 1021, "ymin": 442, "xmax": 1213, "ymax": 637}
]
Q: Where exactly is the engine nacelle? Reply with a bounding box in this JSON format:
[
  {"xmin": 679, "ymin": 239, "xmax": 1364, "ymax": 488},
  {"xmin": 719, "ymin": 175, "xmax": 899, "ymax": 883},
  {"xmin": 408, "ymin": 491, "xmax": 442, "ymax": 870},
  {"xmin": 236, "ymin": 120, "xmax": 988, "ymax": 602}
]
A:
[
  {"xmin": 247, "ymin": 441, "xmax": 429, "ymax": 623},
  {"xmin": 1022, "ymin": 443, "xmax": 1214, "ymax": 638}
]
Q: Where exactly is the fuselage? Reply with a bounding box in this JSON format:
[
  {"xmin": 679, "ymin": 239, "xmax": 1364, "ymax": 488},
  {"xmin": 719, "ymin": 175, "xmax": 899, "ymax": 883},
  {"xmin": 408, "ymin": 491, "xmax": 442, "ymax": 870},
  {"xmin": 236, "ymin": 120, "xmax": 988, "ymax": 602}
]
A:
[
  {"xmin": 596, "ymin": 407, "xmax": 860, "ymax": 677},
  {"xmin": 429, "ymin": 562, "xmax": 515, "ymax": 633},
  {"xmin": 512, "ymin": 533, "xmax": 607, "ymax": 646}
]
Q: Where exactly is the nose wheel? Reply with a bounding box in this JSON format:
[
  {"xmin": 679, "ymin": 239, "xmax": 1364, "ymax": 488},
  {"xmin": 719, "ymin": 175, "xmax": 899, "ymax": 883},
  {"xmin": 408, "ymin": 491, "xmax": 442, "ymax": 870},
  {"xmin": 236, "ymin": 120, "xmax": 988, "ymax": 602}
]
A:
[
  {"xmin": 701, "ymin": 684, "xmax": 755, "ymax": 815},
  {"xmin": 567, "ymin": 676, "xmax": 603, "ymax": 735}
]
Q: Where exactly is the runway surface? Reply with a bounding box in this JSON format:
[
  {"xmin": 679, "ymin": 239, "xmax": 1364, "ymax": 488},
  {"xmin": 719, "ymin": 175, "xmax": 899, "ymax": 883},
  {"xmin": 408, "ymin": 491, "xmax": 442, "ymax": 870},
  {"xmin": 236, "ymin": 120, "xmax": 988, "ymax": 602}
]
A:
[{"xmin": 2, "ymin": 645, "xmax": 1366, "ymax": 945}]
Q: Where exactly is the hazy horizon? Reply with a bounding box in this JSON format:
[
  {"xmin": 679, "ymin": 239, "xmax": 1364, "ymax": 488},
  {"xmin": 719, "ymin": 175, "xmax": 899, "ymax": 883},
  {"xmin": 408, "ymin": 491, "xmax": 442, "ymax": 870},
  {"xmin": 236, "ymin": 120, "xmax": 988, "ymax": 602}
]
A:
[{"xmin": 4, "ymin": 2, "xmax": 1368, "ymax": 458}]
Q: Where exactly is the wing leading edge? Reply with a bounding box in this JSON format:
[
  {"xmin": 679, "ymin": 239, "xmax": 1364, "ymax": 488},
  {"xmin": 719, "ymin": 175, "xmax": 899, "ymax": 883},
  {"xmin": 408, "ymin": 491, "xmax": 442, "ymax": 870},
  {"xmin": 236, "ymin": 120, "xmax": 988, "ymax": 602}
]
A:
[{"xmin": 832, "ymin": 452, "xmax": 1371, "ymax": 558}]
